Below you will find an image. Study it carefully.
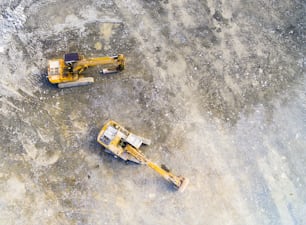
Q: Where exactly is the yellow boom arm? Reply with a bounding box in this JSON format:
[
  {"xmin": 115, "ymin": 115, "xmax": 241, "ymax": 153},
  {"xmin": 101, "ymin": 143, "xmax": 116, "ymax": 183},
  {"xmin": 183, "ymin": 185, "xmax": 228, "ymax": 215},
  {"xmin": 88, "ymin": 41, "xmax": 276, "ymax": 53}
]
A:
[
  {"xmin": 124, "ymin": 145, "xmax": 189, "ymax": 192},
  {"xmin": 73, "ymin": 54, "xmax": 125, "ymax": 74}
]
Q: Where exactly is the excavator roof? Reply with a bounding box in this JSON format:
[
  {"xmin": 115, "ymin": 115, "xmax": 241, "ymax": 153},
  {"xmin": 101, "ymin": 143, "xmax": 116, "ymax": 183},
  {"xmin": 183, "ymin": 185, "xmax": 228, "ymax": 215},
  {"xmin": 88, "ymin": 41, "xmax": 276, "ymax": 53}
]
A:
[{"xmin": 64, "ymin": 53, "xmax": 79, "ymax": 64}]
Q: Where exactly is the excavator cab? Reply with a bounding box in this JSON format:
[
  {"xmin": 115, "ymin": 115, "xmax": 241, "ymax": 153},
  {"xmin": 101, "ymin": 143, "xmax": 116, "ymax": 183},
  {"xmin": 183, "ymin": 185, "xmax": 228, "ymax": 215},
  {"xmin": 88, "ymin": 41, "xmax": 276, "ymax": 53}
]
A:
[
  {"xmin": 64, "ymin": 53, "xmax": 79, "ymax": 72},
  {"xmin": 97, "ymin": 120, "xmax": 189, "ymax": 192},
  {"xmin": 64, "ymin": 53, "xmax": 80, "ymax": 64}
]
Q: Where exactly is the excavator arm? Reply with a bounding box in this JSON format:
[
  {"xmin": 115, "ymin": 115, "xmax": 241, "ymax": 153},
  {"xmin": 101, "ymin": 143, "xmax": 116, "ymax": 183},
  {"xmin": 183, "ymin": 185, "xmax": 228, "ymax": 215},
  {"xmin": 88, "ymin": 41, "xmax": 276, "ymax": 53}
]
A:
[
  {"xmin": 124, "ymin": 145, "xmax": 189, "ymax": 192},
  {"xmin": 73, "ymin": 54, "xmax": 125, "ymax": 74}
]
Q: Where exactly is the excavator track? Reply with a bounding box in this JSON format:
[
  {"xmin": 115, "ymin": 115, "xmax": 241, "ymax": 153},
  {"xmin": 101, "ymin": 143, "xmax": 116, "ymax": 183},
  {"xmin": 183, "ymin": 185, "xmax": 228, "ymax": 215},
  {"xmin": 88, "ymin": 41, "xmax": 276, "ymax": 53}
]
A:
[{"xmin": 58, "ymin": 77, "xmax": 94, "ymax": 88}]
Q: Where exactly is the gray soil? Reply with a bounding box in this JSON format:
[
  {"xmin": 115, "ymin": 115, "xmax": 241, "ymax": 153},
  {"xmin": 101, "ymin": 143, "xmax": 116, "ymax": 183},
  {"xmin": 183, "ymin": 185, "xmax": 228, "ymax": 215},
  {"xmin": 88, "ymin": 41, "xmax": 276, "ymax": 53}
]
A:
[{"xmin": 0, "ymin": 0, "xmax": 305, "ymax": 224}]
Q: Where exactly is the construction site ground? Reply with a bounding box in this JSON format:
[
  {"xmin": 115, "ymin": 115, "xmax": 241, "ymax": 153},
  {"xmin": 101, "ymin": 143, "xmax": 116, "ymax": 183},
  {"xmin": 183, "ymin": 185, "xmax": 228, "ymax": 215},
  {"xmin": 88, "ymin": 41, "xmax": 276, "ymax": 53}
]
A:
[{"xmin": 0, "ymin": 0, "xmax": 305, "ymax": 224}]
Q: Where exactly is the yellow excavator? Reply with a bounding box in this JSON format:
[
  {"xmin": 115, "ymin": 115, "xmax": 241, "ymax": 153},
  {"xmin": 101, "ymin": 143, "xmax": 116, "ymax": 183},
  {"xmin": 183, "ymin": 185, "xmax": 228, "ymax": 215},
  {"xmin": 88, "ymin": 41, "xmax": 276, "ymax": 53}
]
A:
[
  {"xmin": 47, "ymin": 53, "xmax": 125, "ymax": 88},
  {"xmin": 97, "ymin": 120, "xmax": 189, "ymax": 192}
]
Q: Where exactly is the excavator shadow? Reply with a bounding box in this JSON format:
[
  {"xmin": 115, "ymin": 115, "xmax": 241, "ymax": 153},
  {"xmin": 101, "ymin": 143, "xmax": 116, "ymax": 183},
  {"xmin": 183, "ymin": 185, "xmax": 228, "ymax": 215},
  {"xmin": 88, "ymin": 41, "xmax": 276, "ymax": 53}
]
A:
[{"xmin": 34, "ymin": 71, "xmax": 58, "ymax": 90}]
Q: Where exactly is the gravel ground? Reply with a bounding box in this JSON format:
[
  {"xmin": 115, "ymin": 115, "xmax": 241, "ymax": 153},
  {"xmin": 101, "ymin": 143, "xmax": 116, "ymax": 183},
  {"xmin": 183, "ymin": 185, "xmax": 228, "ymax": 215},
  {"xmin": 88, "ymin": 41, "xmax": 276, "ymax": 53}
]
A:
[{"xmin": 0, "ymin": 0, "xmax": 305, "ymax": 224}]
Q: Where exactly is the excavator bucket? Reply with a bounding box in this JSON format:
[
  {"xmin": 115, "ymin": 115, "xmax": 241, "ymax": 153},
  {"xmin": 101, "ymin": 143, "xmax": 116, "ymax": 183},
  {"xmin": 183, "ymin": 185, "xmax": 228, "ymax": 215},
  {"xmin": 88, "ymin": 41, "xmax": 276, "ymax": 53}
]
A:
[{"xmin": 177, "ymin": 177, "xmax": 189, "ymax": 192}]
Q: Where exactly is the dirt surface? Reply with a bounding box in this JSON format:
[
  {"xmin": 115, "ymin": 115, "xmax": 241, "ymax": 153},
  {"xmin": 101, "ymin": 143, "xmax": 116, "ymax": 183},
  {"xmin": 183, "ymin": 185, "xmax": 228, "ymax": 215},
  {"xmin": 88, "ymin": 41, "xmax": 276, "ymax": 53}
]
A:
[{"xmin": 0, "ymin": 0, "xmax": 305, "ymax": 224}]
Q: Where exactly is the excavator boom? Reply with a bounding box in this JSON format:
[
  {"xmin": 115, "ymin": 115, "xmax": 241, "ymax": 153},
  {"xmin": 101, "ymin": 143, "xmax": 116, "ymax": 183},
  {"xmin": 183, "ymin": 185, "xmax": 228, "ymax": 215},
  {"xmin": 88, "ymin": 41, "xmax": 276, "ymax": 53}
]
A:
[{"xmin": 73, "ymin": 54, "xmax": 125, "ymax": 74}]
